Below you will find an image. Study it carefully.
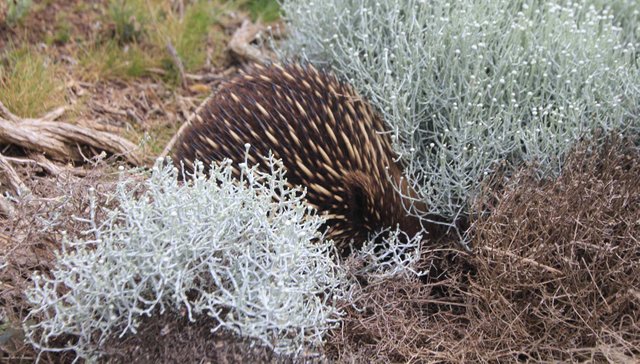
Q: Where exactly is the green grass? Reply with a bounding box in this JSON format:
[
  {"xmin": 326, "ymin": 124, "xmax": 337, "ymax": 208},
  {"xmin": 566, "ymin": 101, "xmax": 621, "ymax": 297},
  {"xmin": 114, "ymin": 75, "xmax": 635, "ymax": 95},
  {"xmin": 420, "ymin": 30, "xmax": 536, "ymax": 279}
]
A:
[
  {"xmin": 76, "ymin": 0, "xmax": 227, "ymax": 85},
  {"xmin": 108, "ymin": 0, "xmax": 148, "ymax": 44},
  {"xmin": 4, "ymin": 0, "xmax": 33, "ymax": 27},
  {"xmin": 77, "ymin": 41, "xmax": 154, "ymax": 81},
  {"xmin": 152, "ymin": 0, "xmax": 221, "ymax": 79},
  {"xmin": 0, "ymin": 46, "xmax": 66, "ymax": 117},
  {"xmin": 241, "ymin": 0, "xmax": 281, "ymax": 23},
  {"xmin": 45, "ymin": 12, "xmax": 72, "ymax": 45}
]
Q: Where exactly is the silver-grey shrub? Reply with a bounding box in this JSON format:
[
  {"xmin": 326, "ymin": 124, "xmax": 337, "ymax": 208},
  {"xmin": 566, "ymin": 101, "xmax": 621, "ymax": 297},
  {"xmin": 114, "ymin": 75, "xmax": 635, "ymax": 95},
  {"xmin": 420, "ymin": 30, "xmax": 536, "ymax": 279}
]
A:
[
  {"xmin": 351, "ymin": 229, "xmax": 425, "ymax": 281},
  {"xmin": 24, "ymin": 155, "xmax": 346, "ymax": 360},
  {"xmin": 279, "ymin": 0, "xmax": 640, "ymax": 221}
]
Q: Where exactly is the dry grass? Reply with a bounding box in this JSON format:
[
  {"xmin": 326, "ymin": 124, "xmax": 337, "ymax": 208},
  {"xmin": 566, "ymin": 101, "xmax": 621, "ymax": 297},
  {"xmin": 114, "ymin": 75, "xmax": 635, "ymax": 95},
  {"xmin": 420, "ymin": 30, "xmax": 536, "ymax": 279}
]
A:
[
  {"xmin": 466, "ymin": 134, "xmax": 640, "ymax": 362},
  {"xmin": 0, "ymin": 47, "xmax": 66, "ymax": 118},
  {"xmin": 327, "ymin": 134, "xmax": 640, "ymax": 363},
  {"xmin": 1, "ymin": 130, "xmax": 637, "ymax": 363}
]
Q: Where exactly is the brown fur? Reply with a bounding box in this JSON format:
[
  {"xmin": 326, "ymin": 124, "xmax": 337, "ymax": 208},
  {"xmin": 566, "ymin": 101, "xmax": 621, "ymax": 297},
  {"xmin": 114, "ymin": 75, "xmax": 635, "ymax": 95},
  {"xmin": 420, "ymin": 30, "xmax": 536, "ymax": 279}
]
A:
[{"xmin": 172, "ymin": 63, "xmax": 424, "ymax": 252}]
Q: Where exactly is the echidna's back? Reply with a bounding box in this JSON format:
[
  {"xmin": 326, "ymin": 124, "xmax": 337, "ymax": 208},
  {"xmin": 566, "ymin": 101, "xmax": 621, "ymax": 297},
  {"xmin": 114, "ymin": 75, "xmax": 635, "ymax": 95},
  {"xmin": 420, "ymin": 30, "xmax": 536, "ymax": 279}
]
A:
[{"xmin": 172, "ymin": 63, "xmax": 421, "ymax": 251}]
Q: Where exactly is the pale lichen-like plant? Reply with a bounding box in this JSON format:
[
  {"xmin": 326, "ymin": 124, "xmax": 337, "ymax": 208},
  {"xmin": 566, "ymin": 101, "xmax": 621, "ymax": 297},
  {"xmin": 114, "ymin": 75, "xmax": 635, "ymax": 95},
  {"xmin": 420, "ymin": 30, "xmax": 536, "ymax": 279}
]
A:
[
  {"xmin": 278, "ymin": 0, "xmax": 640, "ymax": 225},
  {"xmin": 350, "ymin": 229, "xmax": 425, "ymax": 281},
  {"xmin": 24, "ymin": 153, "xmax": 347, "ymax": 361}
]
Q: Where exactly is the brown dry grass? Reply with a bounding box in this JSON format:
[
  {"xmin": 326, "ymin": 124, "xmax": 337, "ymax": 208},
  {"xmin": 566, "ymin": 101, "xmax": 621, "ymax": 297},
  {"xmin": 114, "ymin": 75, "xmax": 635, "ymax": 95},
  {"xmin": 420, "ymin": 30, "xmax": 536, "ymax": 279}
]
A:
[{"xmin": 327, "ymin": 134, "xmax": 640, "ymax": 363}]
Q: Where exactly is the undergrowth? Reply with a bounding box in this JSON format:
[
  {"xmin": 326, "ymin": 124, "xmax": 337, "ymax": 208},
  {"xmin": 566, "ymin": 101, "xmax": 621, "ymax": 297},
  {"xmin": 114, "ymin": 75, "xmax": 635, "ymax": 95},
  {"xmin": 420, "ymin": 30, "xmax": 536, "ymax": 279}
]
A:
[
  {"xmin": 241, "ymin": 0, "xmax": 280, "ymax": 23},
  {"xmin": 76, "ymin": 0, "xmax": 227, "ymax": 84},
  {"xmin": 78, "ymin": 40, "xmax": 153, "ymax": 81},
  {"xmin": 23, "ymin": 155, "xmax": 346, "ymax": 361},
  {"xmin": 327, "ymin": 135, "xmax": 640, "ymax": 363},
  {"xmin": 2, "ymin": 0, "xmax": 32, "ymax": 26}
]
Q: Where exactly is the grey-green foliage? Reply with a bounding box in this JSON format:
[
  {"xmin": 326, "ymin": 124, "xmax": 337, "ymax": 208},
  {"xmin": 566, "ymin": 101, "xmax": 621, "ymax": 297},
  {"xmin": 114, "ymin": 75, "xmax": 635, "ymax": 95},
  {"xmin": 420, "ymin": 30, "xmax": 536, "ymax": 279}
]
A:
[
  {"xmin": 4, "ymin": 0, "xmax": 32, "ymax": 26},
  {"xmin": 352, "ymin": 229, "xmax": 425, "ymax": 280},
  {"xmin": 24, "ymin": 155, "xmax": 346, "ymax": 360},
  {"xmin": 278, "ymin": 0, "xmax": 640, "ymax": 221}
]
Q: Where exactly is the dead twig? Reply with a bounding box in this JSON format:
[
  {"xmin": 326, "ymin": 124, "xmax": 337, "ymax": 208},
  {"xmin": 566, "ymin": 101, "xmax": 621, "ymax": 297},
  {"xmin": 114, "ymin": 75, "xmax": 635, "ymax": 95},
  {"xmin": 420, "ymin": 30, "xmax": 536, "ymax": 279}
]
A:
[
  {"xmin": 91, "ymin": 101, "xmax": 129, "ymax": 117},
  {"xmin": 1, "ymin": 155, "xmax": 63, "ymax": 177},
  {"xmin": 481, "ymin": 245, "xmax": 563, "ymax": 275},
  {"xmin": 166, "ymin": 41, "xmax": 187, "ymax": 89},
  {"xmin": 159, "ymin": 94, "xmax": 214, "ymax": 160}
]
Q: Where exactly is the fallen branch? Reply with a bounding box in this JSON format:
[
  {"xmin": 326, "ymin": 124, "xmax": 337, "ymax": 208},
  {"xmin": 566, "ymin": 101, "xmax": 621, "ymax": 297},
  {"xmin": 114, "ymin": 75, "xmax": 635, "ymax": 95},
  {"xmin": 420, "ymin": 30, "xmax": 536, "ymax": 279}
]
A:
[
  {"xmin": 0, "ymin": 101, "xmax": 142, "ymax": 165},
  {"xmin": 4, "ymin": 154, "xmax": 86, "ymax": 178}
]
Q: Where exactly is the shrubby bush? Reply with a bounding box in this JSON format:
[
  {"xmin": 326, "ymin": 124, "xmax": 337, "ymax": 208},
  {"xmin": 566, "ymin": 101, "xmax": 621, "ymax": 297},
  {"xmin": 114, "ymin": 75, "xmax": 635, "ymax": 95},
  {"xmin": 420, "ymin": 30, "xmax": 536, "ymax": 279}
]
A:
[
  {"xmin": 279, "ymin": 0, "xmax": 640, "ymax": 222},
  {"xmin": 24, "ymin": 155, "xmax": 347, "ymax": 360},
  {"xmin": 325, "ymin": 135, "xmax": 640, "ymax": 363}
]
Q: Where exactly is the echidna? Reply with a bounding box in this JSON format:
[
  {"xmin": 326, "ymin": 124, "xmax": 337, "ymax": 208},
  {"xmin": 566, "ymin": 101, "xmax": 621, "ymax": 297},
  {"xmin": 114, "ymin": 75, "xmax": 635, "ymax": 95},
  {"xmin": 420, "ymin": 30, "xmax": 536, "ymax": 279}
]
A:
[{"xmin": 172, "ymin": 63, "xmax": 425, "ymax": 252}]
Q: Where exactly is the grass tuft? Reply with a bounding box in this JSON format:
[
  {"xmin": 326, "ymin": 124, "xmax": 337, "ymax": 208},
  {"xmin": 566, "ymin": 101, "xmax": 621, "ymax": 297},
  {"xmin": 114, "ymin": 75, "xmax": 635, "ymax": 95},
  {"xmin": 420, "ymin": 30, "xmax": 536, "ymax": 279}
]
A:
[
  {"xmin": 77, "ymin": 41, "xmax": 154, "ymax": 82},
  {"xmin": 108, "ymin": 0, "xmax": 148, "ymax": 44},
  {"xmin": 77, "ymin": 0, "xmax": 226, "ymax": 85},
  {"xmin": 0, "ymin": 46, "xmax": 66, "ymax": 117},
  {"xmin": 4, "ymin": 0, "xmax": 33, "ymax": 27},
  {"xmin": 151, "ymin": 0, "xmax": 221, "ymax": 82}
]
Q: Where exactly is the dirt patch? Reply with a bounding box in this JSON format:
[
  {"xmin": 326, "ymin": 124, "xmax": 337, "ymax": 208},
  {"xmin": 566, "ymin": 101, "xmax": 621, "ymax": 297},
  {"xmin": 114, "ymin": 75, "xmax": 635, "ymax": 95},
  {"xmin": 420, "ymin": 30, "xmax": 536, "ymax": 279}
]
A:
[
  {"xmin": 101, "ymin": 313, "xmax": 297, "ymax": 364},
  {"xmin": 0, "ymin": 0, "xmax": 104, "ymax": 50}
]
